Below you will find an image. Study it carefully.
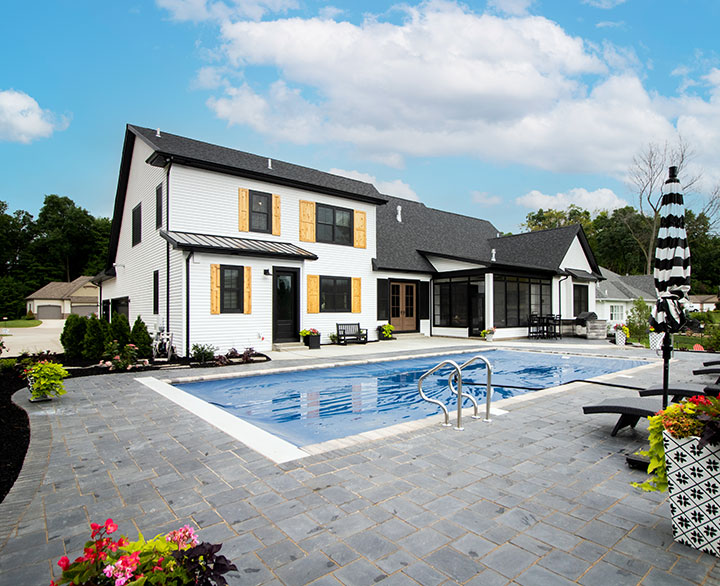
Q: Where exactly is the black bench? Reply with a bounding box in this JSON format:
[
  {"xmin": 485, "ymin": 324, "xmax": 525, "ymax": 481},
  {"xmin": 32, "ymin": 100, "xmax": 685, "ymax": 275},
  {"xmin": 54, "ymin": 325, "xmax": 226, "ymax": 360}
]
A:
[{"xmin": 336, "ymin": 323, "xmax": 368, "ymax": 345}]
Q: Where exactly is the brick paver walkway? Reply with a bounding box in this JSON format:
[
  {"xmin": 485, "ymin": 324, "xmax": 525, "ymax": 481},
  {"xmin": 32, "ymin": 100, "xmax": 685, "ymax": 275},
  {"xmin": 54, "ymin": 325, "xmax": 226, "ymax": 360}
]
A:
[{"xmin": 1, "ymin": 344, "xmax": 719, "ymax": 585}]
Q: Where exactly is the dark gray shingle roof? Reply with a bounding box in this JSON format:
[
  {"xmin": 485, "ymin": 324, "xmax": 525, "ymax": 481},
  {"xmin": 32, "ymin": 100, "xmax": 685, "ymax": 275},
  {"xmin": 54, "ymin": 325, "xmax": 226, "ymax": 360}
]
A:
[
  {"xmin": 596, "ymin": 267, "xmax": 655, "ymax": 300},
  {"xmin": 375, "ymin": 196, "xmax": 499, "ymax": 272},
  {"xmin": 130, "ymin": 125, "xmax": 386, "ymax": 204}
]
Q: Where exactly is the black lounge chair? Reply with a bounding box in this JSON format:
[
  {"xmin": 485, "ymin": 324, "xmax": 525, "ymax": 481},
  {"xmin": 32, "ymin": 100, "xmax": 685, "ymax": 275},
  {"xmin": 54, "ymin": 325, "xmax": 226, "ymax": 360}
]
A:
[
  {"xmin": 638, "ymin": 383, "xmax": 720, "ymax": 401},
  {"xmin": 693, "ymin": 367, "xmax": 720, "ymax": 382},
  {"xmin": 704, "ymin": 359, "xmax": 720, "ymax": 367},
  {"xmin": 582, "ymin": 397, "xmax": 664, "ymax": 436}
]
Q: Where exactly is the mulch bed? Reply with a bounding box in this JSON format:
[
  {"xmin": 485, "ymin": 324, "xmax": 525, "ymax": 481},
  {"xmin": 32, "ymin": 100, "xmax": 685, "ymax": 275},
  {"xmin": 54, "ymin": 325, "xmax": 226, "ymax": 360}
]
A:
[{"xmin": 0, "ymin": 370, "xmax": 30, "ymax": 504}]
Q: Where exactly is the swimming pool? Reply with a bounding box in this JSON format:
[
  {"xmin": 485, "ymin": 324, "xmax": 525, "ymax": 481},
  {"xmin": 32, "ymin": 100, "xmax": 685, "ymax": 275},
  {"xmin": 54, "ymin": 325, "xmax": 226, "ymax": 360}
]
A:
[{"xmin": 175, "ymin": 350, "xmax": 646, "ymax": 447}]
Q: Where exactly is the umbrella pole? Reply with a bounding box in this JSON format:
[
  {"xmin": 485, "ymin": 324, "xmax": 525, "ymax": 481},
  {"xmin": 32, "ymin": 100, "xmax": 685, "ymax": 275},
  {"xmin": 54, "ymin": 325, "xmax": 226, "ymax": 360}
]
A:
[{"xmin": 661, "ymin": 332, "xmax": 672, "ymax": 409}]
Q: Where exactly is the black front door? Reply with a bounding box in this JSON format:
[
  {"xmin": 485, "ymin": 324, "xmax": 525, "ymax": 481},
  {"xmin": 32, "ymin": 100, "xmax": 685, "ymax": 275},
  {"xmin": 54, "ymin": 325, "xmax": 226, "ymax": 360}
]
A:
[{"xmin": 273, "ymin": 268, "xmax": 299, "ymax": 342}]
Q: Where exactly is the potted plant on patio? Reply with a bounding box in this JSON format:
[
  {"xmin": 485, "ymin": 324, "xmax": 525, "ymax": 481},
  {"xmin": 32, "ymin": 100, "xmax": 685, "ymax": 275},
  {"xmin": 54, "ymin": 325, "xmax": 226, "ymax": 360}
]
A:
[
  {"xmin": 649, "ymin": 326, "xmax": 665, "ymax": 350},
  {"xmin": 614, "ymin": 323, "xmax": 629, "ymax": 346},
  {"xmin": 377, "ymin": 323, "xmax": 395, "ymax": 340},
  {"xmin": 300, "ymin": 328, "xmax": 321, "ymax": 349},
  {"xmin": 633, "ymin": 395, "xmax": 720, "ymax": 556},
  {"xmin": 24, "ymin": 360, "xmax": 69, "ymax": 402},
  {"xmin": 480, "ymin": 328, "xmax": 495, "ymax": 342}
]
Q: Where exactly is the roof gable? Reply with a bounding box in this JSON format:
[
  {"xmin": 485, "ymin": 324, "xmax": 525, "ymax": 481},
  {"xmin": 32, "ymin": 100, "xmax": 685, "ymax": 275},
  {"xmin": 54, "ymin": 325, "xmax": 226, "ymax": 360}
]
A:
[{"xmin": 27, "ymin": 276, "xmax": 97, "ymax": 300}]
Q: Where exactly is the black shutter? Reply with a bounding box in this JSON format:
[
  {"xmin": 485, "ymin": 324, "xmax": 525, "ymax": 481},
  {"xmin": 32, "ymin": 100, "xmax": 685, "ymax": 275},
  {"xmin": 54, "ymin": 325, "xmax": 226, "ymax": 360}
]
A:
[
  {"xmin": 153, "ymin": 270, "xmax": 159, "ymax": 314},
  {"xmin": 418, "ymin": 281, "xmax": 429, "ymax": 320},
  {"xmin": 377, "ymin": 279, "xmax": 389, "ymax": 320}
]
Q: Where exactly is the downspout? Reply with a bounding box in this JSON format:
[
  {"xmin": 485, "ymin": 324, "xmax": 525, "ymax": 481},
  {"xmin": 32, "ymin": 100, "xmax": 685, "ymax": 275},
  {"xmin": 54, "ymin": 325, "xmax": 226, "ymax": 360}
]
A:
[
  {"xmin": 429, "ymin": 278, "xmax": 433, "ymax": 338},
  {"xmin": 166, "ymin": 161, "xmax": 172, "ymax": 333},
  {"xmin": 185, "ymin": 251, "xmax": 193, "ymax": 357}
]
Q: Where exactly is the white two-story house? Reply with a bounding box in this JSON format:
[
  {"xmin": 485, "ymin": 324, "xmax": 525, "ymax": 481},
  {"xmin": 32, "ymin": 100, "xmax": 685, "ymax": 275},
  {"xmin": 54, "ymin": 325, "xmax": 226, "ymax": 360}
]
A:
[{"xmin": 98, "ymin": 125, "xmax": 603, "ymax": 355}]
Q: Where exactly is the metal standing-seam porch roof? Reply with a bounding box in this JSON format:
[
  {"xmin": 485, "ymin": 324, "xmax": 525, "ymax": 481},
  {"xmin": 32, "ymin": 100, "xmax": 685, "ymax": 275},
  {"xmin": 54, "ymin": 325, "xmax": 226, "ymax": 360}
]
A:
[{"xmin": 160, "ymin": 230, "xmax": 319, "ymax": 260}]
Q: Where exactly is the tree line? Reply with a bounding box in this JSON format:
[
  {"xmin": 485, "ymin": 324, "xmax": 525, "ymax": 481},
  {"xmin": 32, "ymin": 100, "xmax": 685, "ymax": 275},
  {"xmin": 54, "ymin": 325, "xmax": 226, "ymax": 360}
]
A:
[{"xmin": 0, "ymin": 195, "xmax": 111, "ymax": 318}]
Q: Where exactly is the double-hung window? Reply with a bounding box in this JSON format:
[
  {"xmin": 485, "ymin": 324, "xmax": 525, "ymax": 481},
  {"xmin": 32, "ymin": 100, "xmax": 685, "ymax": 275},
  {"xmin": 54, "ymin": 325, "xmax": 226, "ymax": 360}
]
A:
[
  {"xmin": 610, "ymin": 304, "xmax": 624, "ymax": 321},
  {"xmin": 320, "ymin": 276, "xmax": 351, "ymax": 312},
  {"xmin": 316, "ymin": 204, "xmax": 353, "ymax": 245},
  {"xmin": 249, "ymin": 190, "xmax": 271, "ymax": 233},
  {"xmin": 220, "ymin": 266, "xmax": 244, "ymax": 313}
]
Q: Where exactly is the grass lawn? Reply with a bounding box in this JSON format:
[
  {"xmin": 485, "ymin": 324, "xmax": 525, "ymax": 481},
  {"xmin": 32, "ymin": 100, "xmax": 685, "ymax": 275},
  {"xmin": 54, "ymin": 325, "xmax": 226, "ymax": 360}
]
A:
[{"xmin": 0, "ymin": 320, "xmax": 42, "ymax": 328}]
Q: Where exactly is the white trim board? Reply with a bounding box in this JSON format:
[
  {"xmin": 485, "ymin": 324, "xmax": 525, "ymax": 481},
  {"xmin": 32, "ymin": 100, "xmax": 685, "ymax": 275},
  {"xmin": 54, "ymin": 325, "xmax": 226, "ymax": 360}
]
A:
[{"xmin": 136, "ymin": 376, "xmax": 308, "ymax": 464}]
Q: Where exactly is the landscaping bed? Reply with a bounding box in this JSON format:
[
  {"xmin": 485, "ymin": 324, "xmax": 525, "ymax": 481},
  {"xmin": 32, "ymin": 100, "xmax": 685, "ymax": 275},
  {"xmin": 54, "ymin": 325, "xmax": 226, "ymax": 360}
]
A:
[{"xmin": 0, "ymin": 369, "xmax": 30, "ymax": 503}]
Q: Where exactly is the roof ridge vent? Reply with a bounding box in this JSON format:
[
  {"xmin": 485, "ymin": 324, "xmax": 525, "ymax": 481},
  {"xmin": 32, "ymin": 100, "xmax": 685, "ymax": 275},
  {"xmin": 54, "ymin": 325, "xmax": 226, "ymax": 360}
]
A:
[
  {"xmin": 268, "ymin": 158, "xmax": 273, "ymax": 170},
  {"xmin": 396, "ymin": 204, "xmax": 402, "ymax": 222},
  {"xmin": 156, "ymin": 128, "xmax": 161, "ymax": 138}
]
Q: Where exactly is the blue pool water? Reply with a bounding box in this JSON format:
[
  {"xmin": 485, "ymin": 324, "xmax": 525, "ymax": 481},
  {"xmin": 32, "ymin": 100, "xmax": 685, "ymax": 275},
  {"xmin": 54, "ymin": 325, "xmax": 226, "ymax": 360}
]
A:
[{"xmin": 176, "ymin": 350, "xmax": 645, "ymax": 447}]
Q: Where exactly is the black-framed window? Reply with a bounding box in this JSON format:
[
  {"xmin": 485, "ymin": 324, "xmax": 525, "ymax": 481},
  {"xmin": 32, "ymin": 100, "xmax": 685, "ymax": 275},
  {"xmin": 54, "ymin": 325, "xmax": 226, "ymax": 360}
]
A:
[
  {"xmin": 153, "ymin": 270, "xmax": 159, "ymax": 315},
  {"xmin": 573, "ymin": 284, "xmax": 588, "ymax": 317},
  {"xmin": 320, "ymin": 276, "xmax": 351, "ymax": 312},
  {"xmin": 132, "ymin": 203, "xmax": 142, "ymax": 246},
  {"xmin": 221, "ymin": 266, "xmax": 244, "ymax": 313},
  {"xmin": 155, "ymin": 184, "xmax": 163, "ymax": 229},
  {"xmin": 316, "ymin": 204, "xmax": 352, "ymax": 245},
  {"xmin": 250, "ymin": 190, "xmax": 271, "ymax": 233},
  {"xmin": 433, "ymin": 279, "xmax": 468, "ymax": 327},
  {"xmin": 494, "ymin": 275, "xmax": 552, "ymax": 327}
]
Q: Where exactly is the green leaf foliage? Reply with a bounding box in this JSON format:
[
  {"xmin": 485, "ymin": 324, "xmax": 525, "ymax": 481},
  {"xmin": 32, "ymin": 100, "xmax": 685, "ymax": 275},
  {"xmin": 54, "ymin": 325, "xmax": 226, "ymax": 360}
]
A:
[
  {"xmin": 60, "ymin": 314, "xmax": 87, "ymax": 359},
  {"xmin": 131, "ymin": 316, "xmax": 153, "ymax": 359},
  {"xmin": 111, "ymin": 312, "xmax": 131, "ymax": 348},
  {"xmin": 83, "ymin": 315, "xmax": 107, "ymax": 361}
]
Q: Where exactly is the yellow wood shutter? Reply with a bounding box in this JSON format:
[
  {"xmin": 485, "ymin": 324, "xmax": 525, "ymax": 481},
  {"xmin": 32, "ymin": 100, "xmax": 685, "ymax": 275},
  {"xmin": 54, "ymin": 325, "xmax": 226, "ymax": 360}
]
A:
[
  {"xmin": 272, "ymin": 194, "xmax": 281, "ymax": 236},
  {"xmin": 353, "ymin": 210, "xmax": 366, "ymax": 248},
  {"xmin": 210, "ymin": 264, "xmax": 220, "ymax": 315},
  {"xmin": 238, "ymin": 188, "xmax": 249, "ymax": 232},
  {"xmin": 299, "ymin": 200, "xmax": 316, "ymax": 242},
  {"xmin": 307, "ymin": 274, "xmax": 319, "ymax": 313},
  {"xmin": 352, "ymin": 277, "xmax": 361, "ymax": 313},
  {"xmin": 244, "ymin": 266, "xmax": 252, "ymax": 314}
]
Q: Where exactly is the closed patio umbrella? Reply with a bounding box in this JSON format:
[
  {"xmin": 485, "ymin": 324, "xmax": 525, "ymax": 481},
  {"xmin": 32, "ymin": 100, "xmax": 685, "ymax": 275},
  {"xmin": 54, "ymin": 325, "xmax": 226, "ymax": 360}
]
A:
[{"xmin": 649, "ymin": 166, "xmax": 691, "ymax": 408}]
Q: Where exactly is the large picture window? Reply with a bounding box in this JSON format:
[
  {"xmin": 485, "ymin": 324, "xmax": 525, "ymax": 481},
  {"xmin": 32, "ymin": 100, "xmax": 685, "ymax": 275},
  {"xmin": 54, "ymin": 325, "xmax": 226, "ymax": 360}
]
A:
[
  {"xmin": 220, "ymin": 266, "xmax": 244, "ymax": 313},
  {"xmin": 316, "ymin": 204, "xmax": 352, "ymax": 245},
  {"xmin": 494, "ymin": 275, "xmax": 552, "ymax": 327},
  {"xmin": 573, "ymin": 284, "xmax": 589, "ymax": 317},
  {"xmin": 249, "ymin": 190, "xmax": 271, "ymax": 233},
  {"xmin": 320, "ymin": 276, "xmax": 351, "ymax": 312}
]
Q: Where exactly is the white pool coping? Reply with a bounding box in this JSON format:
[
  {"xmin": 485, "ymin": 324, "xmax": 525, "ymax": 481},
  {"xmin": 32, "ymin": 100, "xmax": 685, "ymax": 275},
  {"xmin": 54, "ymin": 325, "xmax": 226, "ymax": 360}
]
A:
[{"xmin": 137, "ymin": 353, "xmax": 659, "ymax": 464}]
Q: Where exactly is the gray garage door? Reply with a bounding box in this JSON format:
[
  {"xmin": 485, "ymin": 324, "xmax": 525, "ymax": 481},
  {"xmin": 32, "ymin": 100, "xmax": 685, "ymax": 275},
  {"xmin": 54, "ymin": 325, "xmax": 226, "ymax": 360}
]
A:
[
  {"xmin": 72, "ymin": 304, "xmax": 98, "ymax": 317},
  {"xmin": 37, "ymin": 305, "xmax": 63, "ymax": 319}
]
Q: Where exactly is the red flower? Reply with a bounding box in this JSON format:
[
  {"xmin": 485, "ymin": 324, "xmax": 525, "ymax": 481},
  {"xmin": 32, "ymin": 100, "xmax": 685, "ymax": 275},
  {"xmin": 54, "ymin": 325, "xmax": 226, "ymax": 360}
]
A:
[
  {"xmin": 105, "ymin": 519, "xmax": 118, "ymax": 534},
  {"xmin": 57, "ymin": 556, "xmax": 70, "ymax": 571},
  {"xmin": 688, "ymin": 395, "xmax": 711, "ymax": 406},
  {"xmin": 90, "ymin": 522, "xmax": 102, "ymax": 538}
]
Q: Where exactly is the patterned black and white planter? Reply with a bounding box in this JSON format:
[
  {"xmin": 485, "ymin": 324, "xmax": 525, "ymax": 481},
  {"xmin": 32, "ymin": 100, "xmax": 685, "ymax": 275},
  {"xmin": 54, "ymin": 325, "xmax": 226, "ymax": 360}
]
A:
[{"xmin": 664, "ymin": 431, "xmax": 720, "ymax": 556}]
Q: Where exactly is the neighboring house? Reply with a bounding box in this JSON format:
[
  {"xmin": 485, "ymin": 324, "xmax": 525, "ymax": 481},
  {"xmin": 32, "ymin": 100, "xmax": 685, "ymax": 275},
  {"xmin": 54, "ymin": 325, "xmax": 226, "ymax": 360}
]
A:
[
  {"xmin": 688, "ymin": 294, "xmax": 719, "ymax": 312},
  {"xmin": 26, "ymin": 276, "xmax": 99, "ymax": 319},
  {"xmin": 97, "ymin": 124, "xmax": 603, "ymax": 355},
  {"xmin": 595, "ymin": 267, "xmax": 655, "ymax": 328}
]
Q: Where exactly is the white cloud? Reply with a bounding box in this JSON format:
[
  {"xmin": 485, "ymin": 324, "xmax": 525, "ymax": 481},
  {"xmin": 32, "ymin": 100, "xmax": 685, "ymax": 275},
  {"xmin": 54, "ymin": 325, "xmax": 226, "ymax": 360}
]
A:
[
  {"xmin": 189, "ymin": 1, "xmax": 719, "ymax": 179},
  {"xmin": 596, "ymin": 20, "xmax": 625, "ymax": 28},
  {"xmin": 318, "ymin": 5, "xmax": 344, "ymax": 20},
  {"xmin": 472, "ymin": 191, "xmax": 502, "ymax": 206},
  {"xmin": 582, "ymin": 0, "xmax": 626, "ymax": 8},
  {"xmin": 0, "ymin": 89, "xmax": 68, "ymax": 144},
  {"xmin": 329, "ymin": 168, "xmax": 420, "ymax": 201},
  {"xmin": 486, "ymin": 0, "xmax": 534, "ymax": 16},
  {"xmin": 516, "ymin": 187, "xmax": 628, "ymax": 212},
  {"xmin": 157, "ymin": 0, "xmax": 298, "ymax": 21}
]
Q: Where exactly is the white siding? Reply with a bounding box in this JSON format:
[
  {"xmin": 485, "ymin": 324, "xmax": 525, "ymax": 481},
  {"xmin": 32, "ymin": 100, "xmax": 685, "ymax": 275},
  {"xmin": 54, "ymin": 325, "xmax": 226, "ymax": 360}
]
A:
[
  {"xmin": 559, "ymin": 237, "xmax": 592, "ymax": 272},
  {"xmin": 102, "ymin": 138, "xmax": 167, "ymax": 332}
]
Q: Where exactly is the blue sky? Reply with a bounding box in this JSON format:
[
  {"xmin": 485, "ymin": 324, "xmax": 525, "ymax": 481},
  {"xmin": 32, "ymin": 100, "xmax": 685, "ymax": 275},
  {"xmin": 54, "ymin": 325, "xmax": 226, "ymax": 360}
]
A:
[{"xmin": 1, "ymin": 0, "xmax": 719, "ymax": 233}]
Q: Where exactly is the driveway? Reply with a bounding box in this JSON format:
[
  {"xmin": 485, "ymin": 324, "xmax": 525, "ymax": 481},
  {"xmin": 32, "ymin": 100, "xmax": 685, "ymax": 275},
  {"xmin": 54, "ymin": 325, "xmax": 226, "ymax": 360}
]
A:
[{"xmin": 0, "ymin": 319, "xmax": 65, "ymax": 355}]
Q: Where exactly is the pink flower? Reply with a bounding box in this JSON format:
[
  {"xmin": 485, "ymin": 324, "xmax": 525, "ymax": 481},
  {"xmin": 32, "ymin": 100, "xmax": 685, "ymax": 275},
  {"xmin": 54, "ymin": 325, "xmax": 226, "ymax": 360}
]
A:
[{"xmin": 166, "ymin": 525, "xmax": 198, "ymax": 549}]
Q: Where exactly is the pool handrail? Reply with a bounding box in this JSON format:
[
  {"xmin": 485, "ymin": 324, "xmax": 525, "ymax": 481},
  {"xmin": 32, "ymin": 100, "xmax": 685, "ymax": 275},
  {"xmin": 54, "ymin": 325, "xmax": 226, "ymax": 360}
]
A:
[
  {"xmin": 417, "ymin": 359, "xmax": 462, "ymax": 429},
  {"xmin": 455, "ymin": 354, "xmax": 493, "ymax": 422},
  {"xmin": 447, "ymin": 370, "xmax": 480, "ymax": 422}
]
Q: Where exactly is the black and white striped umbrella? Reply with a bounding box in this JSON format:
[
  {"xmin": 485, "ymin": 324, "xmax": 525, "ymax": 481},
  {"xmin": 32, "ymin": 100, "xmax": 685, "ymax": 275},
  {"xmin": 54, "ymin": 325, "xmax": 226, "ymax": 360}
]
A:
[{"xmin": 649, "ymin": 166, "xmax": 691, "ymax": 408}]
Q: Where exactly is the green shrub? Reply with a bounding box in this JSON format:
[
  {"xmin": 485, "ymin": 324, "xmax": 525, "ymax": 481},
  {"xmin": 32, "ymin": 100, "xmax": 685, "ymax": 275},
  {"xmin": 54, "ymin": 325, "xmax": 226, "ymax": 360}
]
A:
[
  {"xmin": 191, "ymin": 343, "xmax": 217, "ymax": 363},
  {"xmin": 110, "ymin": 312, "xmax": 131, "ymax": 348},
  {"xmin": 627, "ymin": 298, "xmax": 652, "ymax": 339},
  {"xmin": 704, "ymin": 325, "xmax": 720, "ymax": 353},
  {"xmin": 83, "ymin": 315, "xmax": 107, "ymax": 361},
  {"xmin": 0, "ymin": 358, "xmax": 17, "ymax": 372},
  {"xmin": 130, "ymin": 315, "xmax": 153, "ymax": 358},
  {"xmin": 24, "ymin": 309, "xmax": 35, "ymax": 320},
  {"xmin": 60, "ymin": 314, "xmax": 87, "ymax": 359},
  {"xmin": 25, "ymin": 360, "xmax": 69, "ymax": 399}
]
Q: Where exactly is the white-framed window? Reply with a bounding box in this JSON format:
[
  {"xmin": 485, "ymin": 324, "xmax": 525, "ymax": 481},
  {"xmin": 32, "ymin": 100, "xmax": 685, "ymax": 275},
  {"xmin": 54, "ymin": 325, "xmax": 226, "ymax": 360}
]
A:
[{"xmin": 610, "ymin": 304, "xmax": 624, "ymax": 321}]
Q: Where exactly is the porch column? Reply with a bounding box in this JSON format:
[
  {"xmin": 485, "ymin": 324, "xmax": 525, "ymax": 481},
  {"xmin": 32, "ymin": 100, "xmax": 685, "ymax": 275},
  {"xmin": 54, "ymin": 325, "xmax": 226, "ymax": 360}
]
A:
[{"xmin": 485, "ymin": 273, "xmax": 494, "ymax": 329}]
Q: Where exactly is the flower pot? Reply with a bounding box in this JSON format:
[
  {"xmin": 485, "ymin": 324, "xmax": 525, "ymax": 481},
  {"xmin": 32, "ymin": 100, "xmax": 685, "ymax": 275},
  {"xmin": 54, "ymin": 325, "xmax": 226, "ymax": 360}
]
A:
[
  {"xmin": 615, "ymin": 331, "xmax": 626, "ymax": 346},
  {"xmin": 484, "ymin": 333, "xmax": 494, "ymax": 342},
  {"xmin": 649, "ymin": 331, "xmax": 665, "ymax": 350},
  {"xmin": 304, "ymin": 334, "xmax": 321, "ymax": 349},
  {"xmin": 664, "ymin": 430, "xmax": 720, "ymax": 556}
]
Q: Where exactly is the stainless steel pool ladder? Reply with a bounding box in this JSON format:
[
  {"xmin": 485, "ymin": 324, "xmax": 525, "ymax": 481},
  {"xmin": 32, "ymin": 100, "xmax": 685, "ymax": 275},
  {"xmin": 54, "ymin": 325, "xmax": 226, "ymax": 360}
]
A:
[{"xmin": 417, "ymin": 354, "xmax": 493, "ymax": 431}]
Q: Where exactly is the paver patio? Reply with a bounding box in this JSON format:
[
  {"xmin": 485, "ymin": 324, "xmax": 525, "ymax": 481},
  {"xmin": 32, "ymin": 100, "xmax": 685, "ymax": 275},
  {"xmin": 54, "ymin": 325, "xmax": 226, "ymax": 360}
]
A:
[{"xmin": 1, "ymin": 339, "xmax": 719, "ymax": 585}]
